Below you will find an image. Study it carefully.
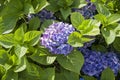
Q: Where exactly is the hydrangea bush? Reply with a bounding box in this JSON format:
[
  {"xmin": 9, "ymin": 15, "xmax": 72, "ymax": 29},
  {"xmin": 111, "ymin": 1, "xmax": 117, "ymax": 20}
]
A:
[{"xmin": 0, "ymin": 0, "xmax": 120, "ymax": 80}]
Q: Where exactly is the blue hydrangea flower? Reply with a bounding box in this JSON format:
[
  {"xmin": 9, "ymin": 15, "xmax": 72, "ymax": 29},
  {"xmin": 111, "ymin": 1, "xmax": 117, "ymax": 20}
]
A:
[
  {"xmin": 72, "ymin": 1, "xmax": 96, "ymax": 19},
  {"xmin": 80, "ymin": 48, "xmax": 120, "ymax": 77},
  {"xmin": 101, "ymin": 52, "xmax": 120, "ymax": 75},
  {"xmin": 80, "ymin": 78, "xmax": 84, "ymax": 80},
  {"xmin": 116, "ymin": 53, "xmax": 120, "ymax": 60},
  {"xmin": 28, "ymin": 9, "xmax": 56, "ymax": 22},
  {"xmin": 41, "ymin": 22, "xmax": 75, "ymax": 55},
  {"xmin": 80, "ymin": 48, "xmax": 104, "ymax": 77}
]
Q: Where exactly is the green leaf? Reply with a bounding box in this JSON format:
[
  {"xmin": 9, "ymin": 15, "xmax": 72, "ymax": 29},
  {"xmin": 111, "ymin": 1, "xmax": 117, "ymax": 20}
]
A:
[
  {"xmin": 24, "ymin": 31, "xmax": 41, "ymax": 46},
  {"xmin": 0, "ymin": 15, "xmax": 18, "ymax": 34},
  {"xmin": 18, "ymin": 62, "xmax": 42, "ymax": 80},
  {"xmin": 107, "ymin": 1, "xmax": 114, "ymax": 10},
  {"xmin": 28, "ymin": 17, "xmax": 40, "ymax": 30},
  {"xmin": 0, "ymin": 50, "xmax": 9, "ymax": 65},
  {"xmin": 19, "ymin": 62, "xmax": 55, "ymax": 80},
  {"xmin": 113, "ymin": 37, "xmax": 120, "ymax": 52},
  {"xmin": 0, "ymin": 0, "xmax": 5, "ymax": 11},
  {"xmin": 101, "ymin": 0, "xmax": 107, "ymax": 3},
  {"xmin": 40, "ymin": 68, "xmax": 55, "ymax": 80},
  {"xmin": 60, "ymin": 8, "xmax": 71, "ymax": 20},
  {"xmin": 8, "ymin": 54, "xmax": 18, "ymax": 66},
  {"xmin": 24, "ymin": 31, "xmax": 41, "ymax": 41},
  {"xmin": 30, "ymin": 47, "xmax": 56, "ymax": 65},
  {"xmin": 4, "ymin": 60, "xmax": 13, "ymax": 71},
  {"xmin": 83, "ymin": 75, "xmax": 97, "ymax": 80},
  {"xmin": 105, "ymin": 24, "xmax": 120, "ymax": 36},
  {"xmin": 41, "ymin": 20, "xmax": 53, "ymax": 32},
  {"xmin": 46, "ymin": 0, "xmax": 60, "ymax": 12},
  {"xmin": 79, "ymin": 0, "xmax": 87, "ymax": 8},
  {"xmin": 32, "ymin": 0, "xmax": 49, "ymax": 13},
  {"xmin": 14, "ymin": 56, "xmax": 27, "ymax": 72},
  {"xmin": 101, "ymin": 68, "xmax": 115, "ymax": 80},
  {"xmin": 0, "ymin": 34, "xmax": 14, "ymax": 48},
  {"xmin": 115, "ymin": 24, "xmax": 120, "ymax": 37},
  {"xmin": 14, "ymin": 26, "xmax": 24, "ymax": 43},
  {"xmin": 30, "ymin": 54, "xmax": 56, "ymax": 65},
  {"xmin": 3, "ymin": 54, "xmax": 16, "ymax": 70},
  {"xmin": 101, "ymin": 27, "xmax": 116, "ymax": 45},
  {"xmin": 91, "ymin": 0, "xmax": 96, "ymax": 2},
  {"xmin": 71, "ymin": 12, "xmax": 84, "ymax": 29},
  {"xmin": 68, "ymin": 32, "xmax": 83, "ymax": 47},
  {"xmin": 65, "ymin": 0, "xmax": 74, "ymax": 6},
  {"xmin": 0, "ymin": 0, "xmax": 23, "ymax": 16},
  {"xmin": 107, "ymin": 14, "xmax": 120, "ymax": 25},
  {"xmin": 23, "ymin": 3, "xmax": 34, "ymax": 14},
  {"xmin": 55, "ymin": 68, "xmax": 79, "ymax": 80},
  {"xmin": 57, "ymin": 0, "xmax": 67, "ymax": 7},
  {"xmin": 57, "ymin": 50, "xmax": 84, "ymax": 74},
  {"xmin": 14, "ymin": 45, "xmax": 27, "ymax": 59},
  {"xmin": 0, "ymin": 0, "xmax": 23, "ymax": 34},
  {"xmin": 71, "ymin": 0, "xmax": 87, "ymax": 8},
  {"xmin": 2, "ymin": 69, "xmax": 18, "ymax": 80},
  {"xmin": 0, "ymin": 65, "xmax": 6, "ymax": 79},
  {"xmin": 57, "ymin": 0, "xmax": 74, "ymax": 7},
  {"xmin": 94, "ymin": 14, "xmax": 107, "ymax": 25},
  {"xmin": 92, "ymin": 45, "xmax": 107, "ymax": 52},
  {"xmin": 78, "ymin": 20, "xmax": 100, "ymax": 36},
  {"xmin": 68, "ymin": 31, "xmax": 93, "ymax": 47},
  {"xmin": 95, "ymin": 3, "xmax": 111, "ymax": 16}
]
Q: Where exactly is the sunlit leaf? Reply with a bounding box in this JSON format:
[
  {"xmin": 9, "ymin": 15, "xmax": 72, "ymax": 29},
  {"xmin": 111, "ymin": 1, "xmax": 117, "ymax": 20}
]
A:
[
  {"xmin": 0, "ymin": 34, "xmax": 14, "ymax": 48},
  {"xmin": 57, "ymin": 50, "xmax": 84, "ymax": 74}
]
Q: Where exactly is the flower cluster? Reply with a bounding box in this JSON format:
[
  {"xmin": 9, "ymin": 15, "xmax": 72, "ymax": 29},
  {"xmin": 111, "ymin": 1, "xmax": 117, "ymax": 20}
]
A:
[
  {"xmin": 80, "ymin": 48, "xmax": 104, "ymax": 77},
  {"xmin": 72, "ymin": 0, "xmax": 96, "ymax": 19},
  {"xmin": 28, "ymin": 9, "xmax": 56, "ymax": 22},
  {"xmin": 80, "ymin": 48, "xmax": 120, "ymax": 77},
  {"xmin": 41, "ymin": 22, "xmax": 75, "ymax": 55},
  {"xmin": 101, "ymin": 52, "xmax": 120, "ymax": 75}
]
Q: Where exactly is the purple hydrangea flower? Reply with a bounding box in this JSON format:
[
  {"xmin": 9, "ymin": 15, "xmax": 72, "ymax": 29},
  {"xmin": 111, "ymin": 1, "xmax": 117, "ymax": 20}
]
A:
[
  {"xmin": 80, "ymin": 48, "xmax": 120, "ymax": 77},
  {"xmin": 28, "ymin": 9, "xmax": 56, "ymax": 22},
  {"xmin": 41, "ymin": 22, "xmax": 75, "ymax": 55},
  {"xmin": 72, "ymin": 1, "xmax": 96, "ymax": 19},
  {"xmin": 86, "ymin": 0, "xmax": 90, "ymax": 2},
  {"xmin": 36, "ymin": 9, "xmax": 56, "ymax": 22}
]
